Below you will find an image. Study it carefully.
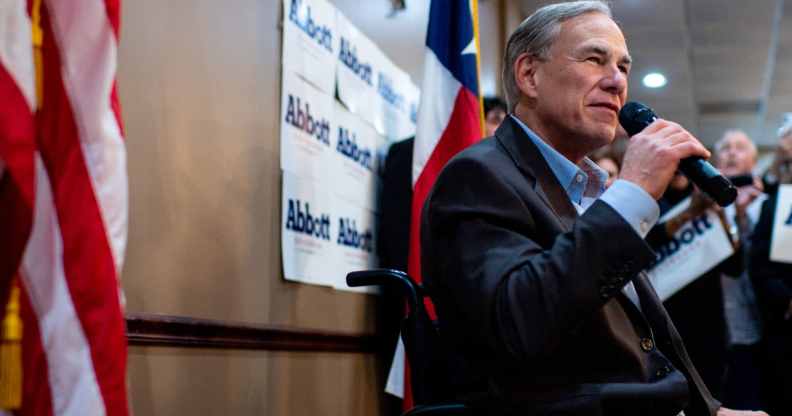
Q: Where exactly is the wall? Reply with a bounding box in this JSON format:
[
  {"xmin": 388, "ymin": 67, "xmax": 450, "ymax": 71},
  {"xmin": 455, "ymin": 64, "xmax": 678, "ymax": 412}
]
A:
[{"xmin": 118, "ymin": 0, "xmax": 508, "ymax": 414}]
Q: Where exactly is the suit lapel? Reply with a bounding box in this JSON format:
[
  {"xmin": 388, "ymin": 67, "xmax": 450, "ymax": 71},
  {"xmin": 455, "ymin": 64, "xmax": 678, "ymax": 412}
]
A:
[{"xmin": 494, "ymin": 117, "xmax": 578, "ymax": 231}]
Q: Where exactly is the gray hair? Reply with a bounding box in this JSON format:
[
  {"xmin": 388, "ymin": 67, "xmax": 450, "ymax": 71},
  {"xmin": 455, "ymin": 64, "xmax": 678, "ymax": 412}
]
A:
[{"xmin": 502, "ymin": 1, "xmax": 612, "ymax": 111}]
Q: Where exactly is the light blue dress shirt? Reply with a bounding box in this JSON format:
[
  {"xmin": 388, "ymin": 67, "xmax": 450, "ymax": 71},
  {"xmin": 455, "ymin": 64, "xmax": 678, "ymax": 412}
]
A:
[{"xmin": 510, "ymin": 115, "xmax": 659, "ymax": 238}]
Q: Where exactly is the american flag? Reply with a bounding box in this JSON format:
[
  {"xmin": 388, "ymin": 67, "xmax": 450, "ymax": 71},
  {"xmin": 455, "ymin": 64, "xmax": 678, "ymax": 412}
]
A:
[
  {"xmin": 0, "ymin": 0, "xmax": 129, "ymax": 414},
  {"xmin": 387, "ymin": 0, "xmax": 483, "ymax": 410}
]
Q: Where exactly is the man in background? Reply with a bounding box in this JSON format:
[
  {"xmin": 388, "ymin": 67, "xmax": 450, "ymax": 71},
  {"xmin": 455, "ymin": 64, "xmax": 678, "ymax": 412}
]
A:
[
  {"xmin": 483, "ymin": 96, "xmax": 507, "ymax": 137},
  {"xmin": 714, "ymin": 130, "xmax": 765, "ymax": 410}
]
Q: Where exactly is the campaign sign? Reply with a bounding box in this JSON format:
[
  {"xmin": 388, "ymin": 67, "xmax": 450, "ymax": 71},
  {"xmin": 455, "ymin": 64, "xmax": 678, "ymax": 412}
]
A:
[
  {"xmin": 282, "ymin": 0, "xmax": 338, "ymax": 94},
  {"xmin": 282, "ymin": 172, "xmax": 338, "ymax": 287},
  {"xmin": 770, "ymin": 185, "xmax": 792, "ymax": 263},
  {"xmin": 646, "ymin": 198, "xmax": 735, "ymax": 301},
  {"xmin": 332, "ymin": 196, "xmax": 379, "ymax": 293},
  {"xmin": 335, "ymin": 11, "xmax": 379, "ymax": 122},
  {"xmin": 331, "ymin": 102, "xmax": 384, "ymax": 210},
  {"xmin": 372, "ymin": 54, "xmax": 420, "ymax": 141},
  {"xmin": 280, "ymin": 71, "xmax": 335, "ymax": 180}
]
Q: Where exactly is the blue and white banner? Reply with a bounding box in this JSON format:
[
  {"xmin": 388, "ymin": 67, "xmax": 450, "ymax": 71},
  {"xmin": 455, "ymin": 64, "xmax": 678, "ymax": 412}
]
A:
[
  {"xmin": 335, "ymin": 9, "xmax": 419, "ymax": 141},
  {"xmin": 335, "ymin": 11, "xmax": 380, "ymax": 121},
  {"xmin": 282, "ymin": 172, "xmax": 378, "ymax": 292},
  {"xmin": 282, "ymin": 171, "xmax": 338, "ymax": 288},
  {"xmin": 282, "ymin": 0, "xmax": 338, "ymax": 94},
  {"xmin": 331, "ymin": 102, "xmax": 386, "ymax": 210},
  {"xmin": 770, "ymin": 185, "xmax": 792, "ymax": 263},
  {"xmin": 372, "ymin": 54, "xmax": 420, "ymax": 141},
  {"xmin": 646, "ymin": 198, "xmax": 735, "ymax": 301},
  {"xmin": 280, "ymin": 71, "xmax": 335, "ymax": 180},
  {"xmin": 332, "ymin": 196, "xmax": 379, "ymax": 292},
  {"xmin": 280, "ymin": 0, "xmax": 419, "ymax": 292}
]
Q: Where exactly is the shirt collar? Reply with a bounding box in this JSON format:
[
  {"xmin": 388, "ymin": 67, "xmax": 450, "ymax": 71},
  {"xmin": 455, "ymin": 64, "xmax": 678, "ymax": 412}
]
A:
[{"xmin": 510, "ymin": 115, "xmax": 607, "ymax": 204}]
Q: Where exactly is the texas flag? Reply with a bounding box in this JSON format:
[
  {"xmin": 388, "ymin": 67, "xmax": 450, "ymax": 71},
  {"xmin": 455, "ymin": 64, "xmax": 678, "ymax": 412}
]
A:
[{"xmin": 386, "ymin": 0, "xmax": 483, "ymax": 409}]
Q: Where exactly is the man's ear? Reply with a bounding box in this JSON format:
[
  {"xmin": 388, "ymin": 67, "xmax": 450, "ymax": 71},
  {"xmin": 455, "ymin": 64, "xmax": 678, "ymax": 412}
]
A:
[{"xmin": 514, "ymin": 52, "xmax": 541, "ymax": 99}]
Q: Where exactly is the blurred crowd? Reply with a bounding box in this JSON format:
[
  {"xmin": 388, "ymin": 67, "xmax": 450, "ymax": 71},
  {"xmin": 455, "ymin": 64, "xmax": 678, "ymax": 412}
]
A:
[{"xmin": 591, "ymin": 115, "xmax": 792, "ymax": 415}]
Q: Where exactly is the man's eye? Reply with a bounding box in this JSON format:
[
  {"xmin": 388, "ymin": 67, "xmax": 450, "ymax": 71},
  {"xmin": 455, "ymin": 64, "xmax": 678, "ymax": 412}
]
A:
[
  {"xmin": 619, "ymin": 65, "xmax": 629, "ymax": 74},
  {"xmin": 587, "ymin": 56, "xmax": 601, "ymax": 64}
]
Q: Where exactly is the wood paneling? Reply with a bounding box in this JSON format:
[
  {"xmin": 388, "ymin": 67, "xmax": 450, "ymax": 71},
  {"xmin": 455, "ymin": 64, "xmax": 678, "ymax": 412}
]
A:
[
  {"xmin": 117, "ymin": 1, "xmax": 506, "ymax": 414},
  {"xmin": 127, "ymin": 313, "xmax": 377, "ymax": 352}
]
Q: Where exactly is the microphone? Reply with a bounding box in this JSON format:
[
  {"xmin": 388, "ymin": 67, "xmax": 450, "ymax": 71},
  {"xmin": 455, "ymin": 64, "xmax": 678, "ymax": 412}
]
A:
[{"xmin": 619, "ymin": 102, "xmax": 737, "ymax": 207}]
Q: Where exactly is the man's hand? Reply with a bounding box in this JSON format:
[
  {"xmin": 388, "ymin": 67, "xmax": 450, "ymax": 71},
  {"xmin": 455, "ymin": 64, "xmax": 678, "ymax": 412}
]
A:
[
  {"xmin": 716, "ymin": 407, "xmax": 768, "ymax": 416},
  {"xmin": 619, "ymin": 119, "xmax": 711, "ymax": 200},
  {"xmin": 734, "ymin": 179, "xmax": 763, "ymax": 219}
]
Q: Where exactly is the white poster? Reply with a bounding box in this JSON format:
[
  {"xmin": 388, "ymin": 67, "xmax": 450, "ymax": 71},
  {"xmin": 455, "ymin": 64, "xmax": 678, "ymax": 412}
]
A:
[
  {"xmin": 372, "ymin": 54, "xmax": 420, "ymax": 141},
  {"xmin": 282, "ymin": 172, "xmax": 338, "ymax": 287},
  {"xmin": 331, "ymin": 102, "xmax": 384, "ymax": 210},
  {"xmin": 332, "ymin": 197, "xmax": 379, "ymax": 293},
  {"xmin": 335, "ymin": 11, "xmax": 380, "ymax": 121},
  {"xmin": 280, "ymin": 0, "xmax": 418, "ymax": 292},
  {"xmin": 282, "ymin": 172, "xmax": 380, "ymax": 292},
  {"xmin": 770, "ymin": 185, "xmax": 792, "ymax": 263},
  {"xmin": 280, "ymin": 71, "xmax": 335, "ymax": 179},
  {"xmin": 282, "ymin": 0, "xmax": 338, "ymax": 94},
  {"xmin": 646, "ymin": 198, "xmax": 736, "ymax": 301}
]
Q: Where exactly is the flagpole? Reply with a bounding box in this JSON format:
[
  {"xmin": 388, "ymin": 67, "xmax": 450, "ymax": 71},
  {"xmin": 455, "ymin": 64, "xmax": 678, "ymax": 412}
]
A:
[{"xmin": 471, "ymin": 0, "xmax": 485, "ymax": 135}]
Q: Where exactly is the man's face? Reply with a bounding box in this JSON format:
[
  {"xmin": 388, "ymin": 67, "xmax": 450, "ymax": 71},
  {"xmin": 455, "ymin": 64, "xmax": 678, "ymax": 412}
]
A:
[
  {"xmin": 485, "ymin": 108, "xmax": 507, "ymax": 137},
  {"xmin": 527, "ymin": 13, "xmax": 630, "ymax": 153},
  {"xmin": 716, "ymin": 131, "xmax": 756, "ymax": 176}
]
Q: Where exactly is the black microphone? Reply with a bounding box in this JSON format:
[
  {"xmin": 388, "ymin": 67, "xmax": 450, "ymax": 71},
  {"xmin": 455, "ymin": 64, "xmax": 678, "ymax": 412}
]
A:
[{"xmin": 619, "ymin": 101, "xmax": 737, "ymax": 207}]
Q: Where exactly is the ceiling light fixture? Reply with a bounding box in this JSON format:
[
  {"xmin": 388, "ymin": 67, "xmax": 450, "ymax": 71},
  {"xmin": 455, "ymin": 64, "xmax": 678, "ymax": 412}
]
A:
[{"xmin": 642, "ymin": 72, "xmax": 667, "ymax": 89}]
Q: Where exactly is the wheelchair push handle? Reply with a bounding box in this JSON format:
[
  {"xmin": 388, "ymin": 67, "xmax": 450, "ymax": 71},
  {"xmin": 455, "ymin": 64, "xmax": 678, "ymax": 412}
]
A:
[{"xmin": 346, "ymin": 269, "xmax": 419, "ymax": 314}]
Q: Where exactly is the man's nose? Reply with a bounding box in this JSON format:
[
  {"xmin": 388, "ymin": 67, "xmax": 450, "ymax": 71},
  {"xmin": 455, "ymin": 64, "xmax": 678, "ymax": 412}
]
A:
[{"xmin": 600, "ymin": 67, "xmax": 627, "ymax": 95}]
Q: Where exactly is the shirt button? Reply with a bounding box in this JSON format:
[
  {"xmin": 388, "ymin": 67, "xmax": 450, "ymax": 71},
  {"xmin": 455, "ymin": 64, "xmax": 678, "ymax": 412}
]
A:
[
  {"xmin": 640, "ymin": 220, "xmax": 649, "ymax": 233},
  {"xmin": 640, "ymin": 338, "xmax": 655, "ymax": 352},
  {"xmin": 575, "ymin": 174, "xmax": 583, "ymax": 183}
]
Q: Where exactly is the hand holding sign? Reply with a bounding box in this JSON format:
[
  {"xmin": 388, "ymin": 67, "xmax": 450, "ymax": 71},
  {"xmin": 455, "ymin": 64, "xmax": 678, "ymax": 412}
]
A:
[
  {"xmin": 647, "ymin": 197, "xmax": 736, "ymax": 301},
  {"xmin": 770, "ymin": 185, "xmax": 792, "ymax": 264}
]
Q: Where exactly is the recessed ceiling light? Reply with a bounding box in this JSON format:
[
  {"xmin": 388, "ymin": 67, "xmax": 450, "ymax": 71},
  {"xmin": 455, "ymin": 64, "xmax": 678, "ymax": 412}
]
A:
[{"xmin": 643, "ymin": 72, "xmax": 667, "ymax": 89}]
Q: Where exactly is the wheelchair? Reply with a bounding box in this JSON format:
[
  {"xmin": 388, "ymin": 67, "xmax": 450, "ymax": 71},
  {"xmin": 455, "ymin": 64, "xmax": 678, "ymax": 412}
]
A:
[{"xmin": 346, "ymin": 269, "xmax": 472, "ymax": 416}]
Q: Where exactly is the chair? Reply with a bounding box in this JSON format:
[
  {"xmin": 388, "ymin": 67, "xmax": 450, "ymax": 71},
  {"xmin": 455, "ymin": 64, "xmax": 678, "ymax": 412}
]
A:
[{"xmin": 346, "ymin": 269, "xmax": 472, "ymax": 416}]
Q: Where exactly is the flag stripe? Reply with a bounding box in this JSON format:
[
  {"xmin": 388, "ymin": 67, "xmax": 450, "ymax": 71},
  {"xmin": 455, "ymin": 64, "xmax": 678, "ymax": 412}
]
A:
[
  {"xmin": 0, "ymin": 0, "xmax": 36, "ymax": 109},
  {"xmin": 408, "ymin": 87, "xmax": 480, "ymax": 288},
  {"xmin": 21, "ymin": 157, "xmax": 105, "ymax": 415},
  {"xmin": 44, "ymin": 0, "xmax": 127, "ymax": 273},
  {"xmin": 0, "ymin": 0, "xmax": 36, "ymax": 322},
  {"xmin": 30, "ymin": 3, "xmax": 128, "ymax": 414},
  {"xmin": 397, "ymin": 0, "xmax": 482, "ymax": 409},
  {"xmin": 19, "ymin": 281, "xmax": 54, "ymax": 416},
  {"xmin": 412, "ymin": 49, "xmax": 460, "ymax": 185}
]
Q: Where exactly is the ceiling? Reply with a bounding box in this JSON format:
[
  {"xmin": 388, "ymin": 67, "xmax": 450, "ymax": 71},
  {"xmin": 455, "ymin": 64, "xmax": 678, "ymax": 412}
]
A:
[{"xmin": 520, "ymin": 0, "xmax": 789, "ymax": 148}]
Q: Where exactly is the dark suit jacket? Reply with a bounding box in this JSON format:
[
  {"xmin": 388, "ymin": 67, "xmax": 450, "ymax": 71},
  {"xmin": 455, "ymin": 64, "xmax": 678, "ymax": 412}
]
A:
[{"xmin": 421, "ymin": 117, "xmax": 721, "ymax": 415}]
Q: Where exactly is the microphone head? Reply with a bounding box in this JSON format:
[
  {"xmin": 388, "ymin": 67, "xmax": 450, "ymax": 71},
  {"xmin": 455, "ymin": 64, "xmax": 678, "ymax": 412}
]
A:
[{"xmin": 619, "ymin": 101, "xmax": 657, "ymax": 136}]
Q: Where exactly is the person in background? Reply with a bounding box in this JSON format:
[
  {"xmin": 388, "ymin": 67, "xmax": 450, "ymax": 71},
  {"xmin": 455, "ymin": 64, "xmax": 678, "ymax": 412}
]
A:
[
  {"xmin": 595, "ymin": 156, "xmax": 619, "ymax": 188},
  {"xmin": 712, "ymin": 130, "xmax": 766, "ymax": 411},
  {"xmin": 483, "ymin": 96, "xmax": 507, "ymax": 137},
  {"xmin": 591, "ymin": 146, "xmax": 621, "ymax": 188},
  {"xmin": 647, "ymin": 130, "xmax": 761, "ymax": 400},
  {"xmin": 376, "ymin": 135, "xmax": 415, "ymax": 415},
  {"xmin": 749, "ymin": 120, "xmax": 792, "ymax": 416}
]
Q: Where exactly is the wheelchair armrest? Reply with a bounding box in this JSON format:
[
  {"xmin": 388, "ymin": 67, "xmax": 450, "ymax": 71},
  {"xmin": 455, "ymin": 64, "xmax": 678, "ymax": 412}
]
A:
[
  {"xmin": 402, "ymin": 403, "xmax": 472, "ymax": 416},
  {"xmin": 346, "ymin": 269, "xmax": 419, "ymax": 314}
]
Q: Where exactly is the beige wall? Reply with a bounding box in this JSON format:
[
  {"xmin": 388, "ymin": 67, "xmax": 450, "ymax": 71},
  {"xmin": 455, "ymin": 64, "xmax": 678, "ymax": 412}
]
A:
[{"xmin": 119, "ymin": 0, "xmax": 509, "ymax": 414}]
